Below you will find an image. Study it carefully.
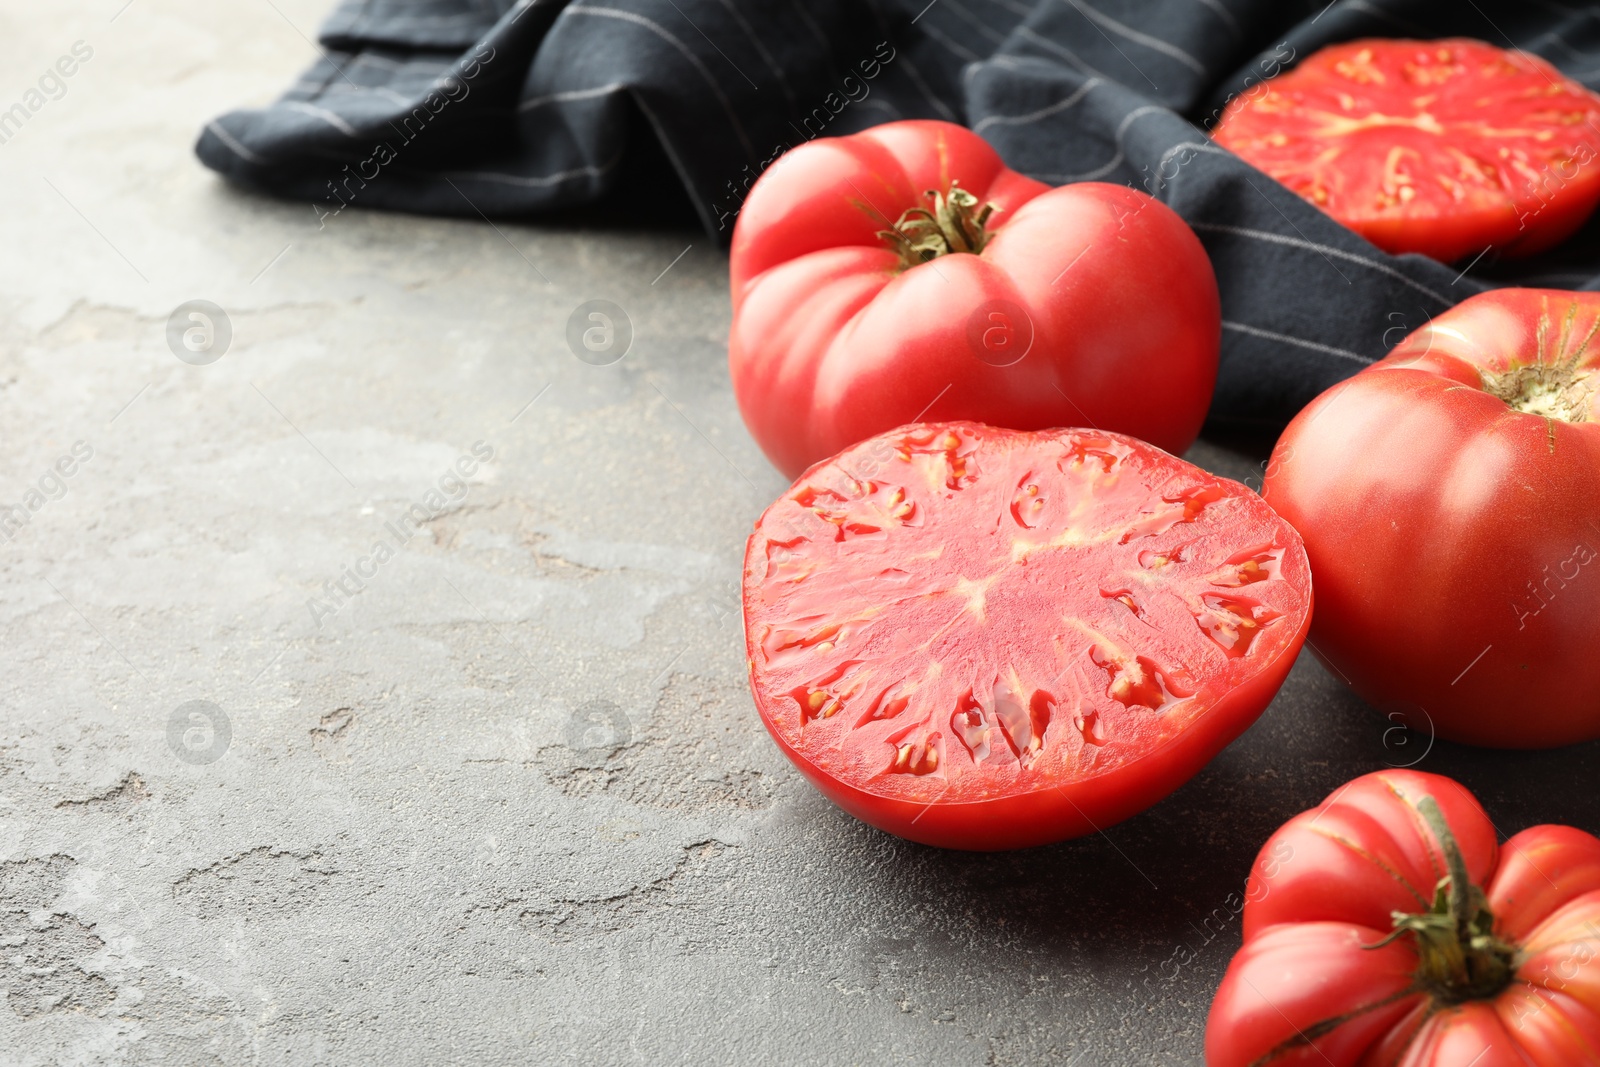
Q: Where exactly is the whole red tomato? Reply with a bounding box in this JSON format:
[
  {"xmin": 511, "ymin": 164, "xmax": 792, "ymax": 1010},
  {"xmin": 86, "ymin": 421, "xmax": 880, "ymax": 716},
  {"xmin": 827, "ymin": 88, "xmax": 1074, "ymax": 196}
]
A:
[
  {"xmin": 742, "ymin": 421, "xmax": 1311, "ymax": 850},
  {"xmin": 1213, "ymin": 39, "xmax": 1600, "ymax": 262},
  {"xmin": 728, "ymin": 120, "xmax": 1220, "ymax": 480},
  {"xmin": 1263, "ymin": 289, "xmax": 1600, "ymax": 748},
  {"xmin": 1208, "ymin": 769, "xmax": 1600, "ymax": 1066}
]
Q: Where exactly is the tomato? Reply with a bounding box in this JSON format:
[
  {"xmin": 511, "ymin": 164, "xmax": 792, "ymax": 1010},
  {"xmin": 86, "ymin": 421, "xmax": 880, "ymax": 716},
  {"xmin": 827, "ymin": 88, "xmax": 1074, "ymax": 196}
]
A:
[
  {"xmin": 1213, "ymin": 39, "xmax": 1600, "ymax": 263},
  {"xmin": 1262, "ymin": 289, "xmax": 1600, "ymax": 749},
  {"xmin": 740, "ymin": 421, "xmax": 1311, "ymax": 850},
  {"xmin": 728, "ymin": 120, "xmax": 1220, "ymax": 480},
  {"xmin": 1208, "ymin": 769, "xmax": 1600, "ymax": 1066}
]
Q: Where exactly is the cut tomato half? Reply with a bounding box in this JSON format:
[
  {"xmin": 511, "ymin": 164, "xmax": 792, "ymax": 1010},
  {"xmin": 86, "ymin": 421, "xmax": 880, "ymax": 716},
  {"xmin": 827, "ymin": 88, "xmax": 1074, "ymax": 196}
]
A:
[
  {"xmin": 1213, "ymin": 38, "xmax": 1600, "ymax": 262},
  {"xmin": 741, "ymin": 422, "xmax": 1313, "ymax": 850}
]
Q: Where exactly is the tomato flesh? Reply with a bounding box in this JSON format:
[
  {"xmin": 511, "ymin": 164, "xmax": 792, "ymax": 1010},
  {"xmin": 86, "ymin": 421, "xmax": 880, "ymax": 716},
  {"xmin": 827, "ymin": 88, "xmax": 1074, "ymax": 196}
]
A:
[
  {"xmin": 1213, "ymin": 39, "xmax": 1600, "ymax": 262},
  {"xmin": 742, "ymin": 422, "xmax": 1312, "ymax": 850}
]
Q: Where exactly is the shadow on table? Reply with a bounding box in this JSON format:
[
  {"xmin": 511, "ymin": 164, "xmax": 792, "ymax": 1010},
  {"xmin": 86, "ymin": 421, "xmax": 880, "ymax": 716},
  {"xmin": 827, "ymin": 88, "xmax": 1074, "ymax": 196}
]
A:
[{"xmin": 793, "ymin": 647, "xmax": 1600, "ymax": 1010}]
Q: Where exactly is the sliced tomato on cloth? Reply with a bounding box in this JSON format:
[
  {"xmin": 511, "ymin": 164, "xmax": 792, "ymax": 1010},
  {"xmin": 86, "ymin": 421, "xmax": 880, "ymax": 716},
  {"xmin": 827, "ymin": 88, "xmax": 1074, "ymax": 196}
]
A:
[
  {"xmin": 1263, "ymin": 288, "xmax": 1600, "ymax": 749},
  {"xmin": 741, "ymin": 422, "xmax": 1311, "ymax": 850},
  {"xmin": 1208, "ymin": 769, "xmax": 1600, "ymax": 1066},
  {"xmin": 728, "ymin": 120, "xmax": 1220, "ymax": 480},
  {"xmin": 1213, "ymin": 38, "xmax": 1600, "ymax": 262}
]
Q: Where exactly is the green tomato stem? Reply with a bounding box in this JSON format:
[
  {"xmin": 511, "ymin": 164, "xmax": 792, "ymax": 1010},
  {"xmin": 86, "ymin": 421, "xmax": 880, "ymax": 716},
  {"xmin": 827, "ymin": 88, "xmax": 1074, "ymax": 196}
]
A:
[
  {"xmin": 877, "ymin": 183, "xmax": 999, "ymax": 270},
  {"xmin": 1375, "ymin": 795, "xmax": 1518, "ymax": 1004}
]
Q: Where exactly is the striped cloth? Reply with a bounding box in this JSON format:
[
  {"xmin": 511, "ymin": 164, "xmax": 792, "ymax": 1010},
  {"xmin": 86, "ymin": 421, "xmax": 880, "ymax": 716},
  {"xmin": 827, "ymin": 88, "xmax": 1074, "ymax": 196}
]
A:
[{"xmin": 197, "ymin": 0, "xmax": 1600, "ymax": 435}]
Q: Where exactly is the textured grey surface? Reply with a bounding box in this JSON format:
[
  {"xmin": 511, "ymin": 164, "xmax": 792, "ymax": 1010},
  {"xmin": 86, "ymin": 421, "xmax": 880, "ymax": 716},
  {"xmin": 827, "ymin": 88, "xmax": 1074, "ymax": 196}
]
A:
[{"xmin": 6, "ymin": 4, "xmax": 1600, "ymax": 1066}]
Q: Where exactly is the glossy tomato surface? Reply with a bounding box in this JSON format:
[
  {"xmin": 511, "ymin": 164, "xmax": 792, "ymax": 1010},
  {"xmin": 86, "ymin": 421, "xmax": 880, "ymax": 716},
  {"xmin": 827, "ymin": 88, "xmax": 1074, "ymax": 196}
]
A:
[
  {"xmin": 1213, "ymin": 39, "xmax": 1600, "ymax": 262},
  {"xmin": 728, "ymin": 120, "xmax": 1220, "ymax": 479},
  {"xmin": 1264, "ymin": 289, "xmax": 1600, "ymax": 748},
  {"xmin": 741, "ymin": 422, "xmax": 1311, "ymax": 850},
  {"xmin": 1208, "ymin": 770, "xmax": 1600, "ymax": 1066}
]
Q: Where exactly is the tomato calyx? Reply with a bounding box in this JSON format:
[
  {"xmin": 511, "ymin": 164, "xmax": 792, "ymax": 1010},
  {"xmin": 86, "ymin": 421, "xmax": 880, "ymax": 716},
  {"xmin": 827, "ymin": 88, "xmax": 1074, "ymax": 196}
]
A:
[
  {"xmin": 876, "ymin": 182, "xmax": 998, "ymax": 269},
  {"xmin": 1472, "ymin": 298, "xmax": 1598, "ymax": 424},
  {"xmin": 1481, "ymin": 361, "xmax": 1595, "ymax": 424},
  {"xmin": 1481, "ymin": 337, "xmax": 1597, "ymax": 429},
  {"xmin": 1367, "ymin": 796, "xmax": 1518, "ymax": 1004},
  {"xmin": 1248, "ymin": 796, "xmax": 1520, "ymax": 1064}
]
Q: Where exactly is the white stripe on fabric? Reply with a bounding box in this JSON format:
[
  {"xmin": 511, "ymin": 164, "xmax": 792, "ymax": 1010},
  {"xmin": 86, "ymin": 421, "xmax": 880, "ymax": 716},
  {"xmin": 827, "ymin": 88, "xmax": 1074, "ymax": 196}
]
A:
[
  {"xmin": 349, "ymin": 53, "xmax": 452, "ymax": 72},
  {"xmin": 1154, "ymin": 139, "xmax": 1230, "ymax": 168},
  {"xmin": 205, "ymin": 121, "xmax": 269, "ymax": 164},
  {"xmin": 1540, "ymin": 35, "xmax": 1600, "ymax": 62},
  {"xmin": 783, "ymin": 0, "xmax": 833, "ymax": 53},
  {"xmin": 713, "ymin": 0, "xmax": 797, "ymax": 110},
  {"xmin": 1222, "ymin": 321, "xmax": 1373, "ymax": 365},
  {"xmin": 920, "ymin": 19, "xmax": 983, "ymax": 64},
  {"xmin": 1017, "ymin": 26, "xmax": 1113, "ymax": 82},
  {"xmin": 282, "ymin": 101, "xmax": 361, "ymax": 137},
  {"xmin": 1343, "ymin": 0, "xmax": 1429, "ymax": 35},
  {"xmin": 1059, "ymin": 0, "xmax": 1207, "ymax": 74},
  {"xmin": 894, "ymin": 49, "xmax": 961, "ymax": 122},
  {"xmin": 339, "ymin": 14, "xmax": 495, "ymax": 28},
  {"xmin": 940, "ymin": 0, "xmax": 1012, "ymax": 45},
  {"xmin": 1028, "ymin": 104, "xmax": 1165, "ymax": 182},
  {"xmin": 1193, "ymin": 0, "xmax": 1241, "ymax": 37},
  {"xmin": 967, "ymin": 53, "xmax": 1028, "ymax": 79},
  {"xmin": 973, "ymin": 77, "xmax": 1101, "ymax": 132},
  {"xmin": 855, "ymin": 98, "xmax": 904, "ymax": 120},
  {"xmin": 566, "ymin": 7, "xmax": 757, "ymax": 160},
  {"xmin": 630, "ymin": 90, "xmax": 719, "ymax": 231},
  {"xmin": 441, "ymin": 153, "xmax": 624, "ymax": 188},
  {"xmin": 517, "ymin": 83, "xmax": 626, "ymax": 113},
  {"xmin": 1524, "ymin": 0, "xmax": 1580, "ymax": 16},
  {"xmin": 1190, "ymin": 221, "xmax": 1454, "ymax": 304},
  {"xmin": 1518, "ymin": 18, "xmax": 1586, "ymax": 55},
  {"xmin": 341, "ymin": 86, "xmax": 413, "ymax": 107}
]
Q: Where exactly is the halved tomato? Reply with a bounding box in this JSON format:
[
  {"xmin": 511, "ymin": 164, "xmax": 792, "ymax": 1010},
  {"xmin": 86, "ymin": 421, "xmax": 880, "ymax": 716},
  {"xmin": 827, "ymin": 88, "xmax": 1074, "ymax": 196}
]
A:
[
  {"xmin": 1213, "ymin": 38, "xmax": 1600, "ymax": 262},
  {"xmin": 741, "ymin": 422, "xmax": 1313, "ymax": 850}
]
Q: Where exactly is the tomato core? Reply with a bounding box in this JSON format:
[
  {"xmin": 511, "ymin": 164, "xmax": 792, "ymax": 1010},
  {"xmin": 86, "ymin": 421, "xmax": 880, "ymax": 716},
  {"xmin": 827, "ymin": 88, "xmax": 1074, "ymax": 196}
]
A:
[
  {"xmin": 1480, "ymin": 356, "xmax": 1596, "ymax": 423},
  {"xmin": 1372, "ymin": 796, "xmax": 1517, "ymax": 1005},
  {"xmin": 876, "ymin": 182, "xmax": 998, "ymax": 270}
]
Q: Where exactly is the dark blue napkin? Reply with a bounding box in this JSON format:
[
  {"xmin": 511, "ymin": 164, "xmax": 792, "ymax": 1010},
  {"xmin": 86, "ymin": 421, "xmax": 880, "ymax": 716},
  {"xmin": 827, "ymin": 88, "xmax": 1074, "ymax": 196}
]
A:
[{"xmin": 197, "ymin": 0, "xmax": 1600, "ymax": 435}]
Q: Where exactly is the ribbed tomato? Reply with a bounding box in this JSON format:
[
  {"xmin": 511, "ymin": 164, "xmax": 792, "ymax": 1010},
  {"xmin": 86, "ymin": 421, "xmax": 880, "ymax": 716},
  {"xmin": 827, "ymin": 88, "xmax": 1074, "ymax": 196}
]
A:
[
  {"xmin": 741, "ymin": 422, "xmax": 1311, "ymax": 850},
  {"xmin": 728, "ymin": 120, "xmax": 1220, "ymax": 479},
  {"xmin": 1263, "ymin": 288, "xmax": 1600, "ymax": 748},
  {"xmin": 1213, "ymin": 39, "xmax": 1600, "ymax": 262},
  {"xmin": 1208, "ymin": 770, "xmax": 1600, "ymax": 1066}
]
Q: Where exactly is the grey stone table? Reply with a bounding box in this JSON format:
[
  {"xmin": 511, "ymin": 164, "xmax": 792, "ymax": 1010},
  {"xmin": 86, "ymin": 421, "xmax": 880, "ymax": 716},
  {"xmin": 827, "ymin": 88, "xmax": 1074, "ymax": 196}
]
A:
[{"xmin": 5, "ymin": 4, "xmax": 1600, "ymax": 1065}]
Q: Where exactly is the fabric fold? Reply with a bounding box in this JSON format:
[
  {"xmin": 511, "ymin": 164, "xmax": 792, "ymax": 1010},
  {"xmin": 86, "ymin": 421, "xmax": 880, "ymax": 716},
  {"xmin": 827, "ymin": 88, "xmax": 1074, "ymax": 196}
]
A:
[{"xmin": 196, "ymin": 0, "xmax": 1600, "ymax": 433}]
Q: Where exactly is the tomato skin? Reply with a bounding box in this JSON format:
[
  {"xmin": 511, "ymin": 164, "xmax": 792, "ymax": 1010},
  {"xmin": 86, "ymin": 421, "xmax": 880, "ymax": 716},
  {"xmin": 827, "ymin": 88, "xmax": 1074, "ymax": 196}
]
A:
[
  {"xmin": 742, "ymin": 422, "xmax": 1312, "ymax": 851},
  {"xmin": 1237, "ymin": 770, "xmax": 1498, "ymax": 940},
  {"xmin": 1208, "ymin": 922, "xmax": 1422, "ymax": 1065},
  {"xmin": 1262, "ymin": 289, "xmax": 1600, "ymax": 749},
  {"xmin": 763, "ymin": 644, "xmax": 1302, "ymax": 852},
  {"xmin": 729, "ymin": 120, "xmax": 1220, "ymax": 480},
  {"xmin": 1207, "ymin": 770, "xmax": 1600, "ymax": 1066}
]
